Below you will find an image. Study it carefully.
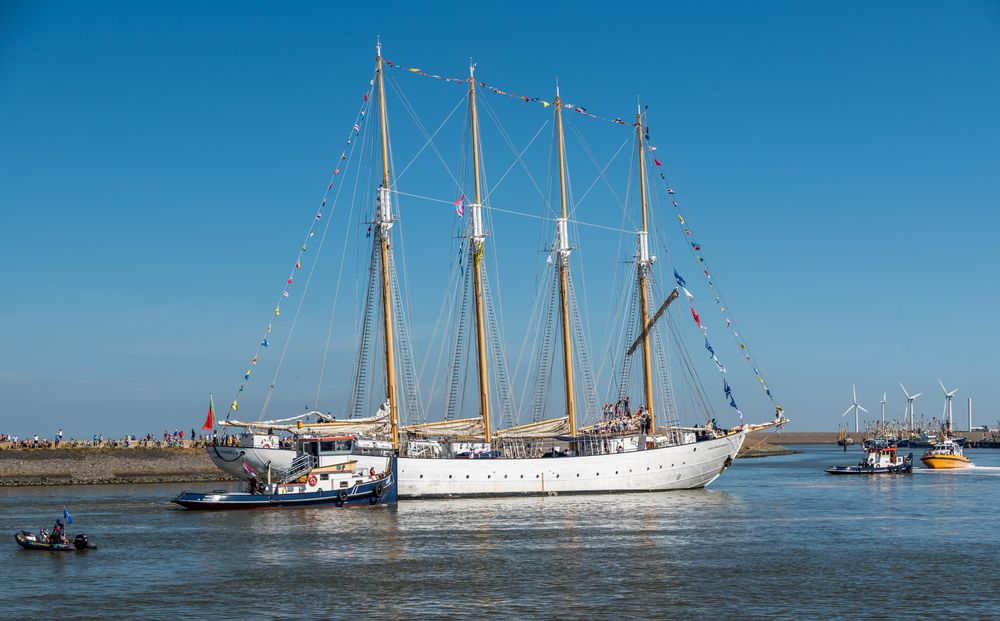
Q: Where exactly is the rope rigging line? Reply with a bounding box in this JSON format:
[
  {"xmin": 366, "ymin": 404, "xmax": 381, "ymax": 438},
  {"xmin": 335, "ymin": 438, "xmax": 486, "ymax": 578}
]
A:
[
  {"xmin": 484, "ymin": 117, "xmax": 551, "ymax": 205},
  {"xmin": 392, "ymin": 90, "xmax": 468, "ymax": 184},
  {"xmin": 386, "ymin": 73, "xmax": 465, "ymax": 193},
  {"xmin": 566, "ymin": 120, "xmax": 632, "ymax": 222},
  {"xmin": 225, "ymin": 71, "xmax": 377, "ymax": 421},
  {"xmin": 313, "ymin": 112, "xmax": 373, "ymax": 410},
  {"xmin": 479, "ymin": 96, "xmax": 552, "ymax": 211},
  {"xmin": 639, "ymin": 112, "xmax": 781, "ymax": 415},
  {"xmin": 566, "ymin": 267, "xmax": 601, "ymax": 422},
  {"xmin": 382, "ymin": 58, "xmax": 634, "ymax": 128}
]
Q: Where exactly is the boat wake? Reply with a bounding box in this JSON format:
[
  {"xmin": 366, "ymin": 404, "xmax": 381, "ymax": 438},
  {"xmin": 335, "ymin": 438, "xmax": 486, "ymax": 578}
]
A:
[{"xmin": 914, "ymin": 465, "xmax": 1000, "ymax": 474}]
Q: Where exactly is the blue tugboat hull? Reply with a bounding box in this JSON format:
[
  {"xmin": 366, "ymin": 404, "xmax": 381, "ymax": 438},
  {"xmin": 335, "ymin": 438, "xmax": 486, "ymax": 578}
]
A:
[{"xmin": 173, "ymin": 458, "xmax": 397, "ymax": 510}]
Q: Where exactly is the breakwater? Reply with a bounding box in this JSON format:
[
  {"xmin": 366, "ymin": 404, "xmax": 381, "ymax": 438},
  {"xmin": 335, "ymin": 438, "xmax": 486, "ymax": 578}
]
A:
[
  {"xmin": 749, "ymin": 430, "xmax": 999, "ymax": 444},
  {"xmin": 0, "ymin": 447, "xmax": 234, "ymax": 486}
]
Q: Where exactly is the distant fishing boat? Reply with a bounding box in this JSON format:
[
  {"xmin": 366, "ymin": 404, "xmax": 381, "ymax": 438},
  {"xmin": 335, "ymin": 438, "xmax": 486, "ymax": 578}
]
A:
[{"xmin": 206, "ymin": 41, "xmax": 788, "ymax": 497}]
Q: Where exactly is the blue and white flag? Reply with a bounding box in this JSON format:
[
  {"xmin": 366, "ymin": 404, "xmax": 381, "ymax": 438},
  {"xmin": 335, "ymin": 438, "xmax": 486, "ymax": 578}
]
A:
[
  {"xmin": 63, "ymin": 507, "xmax": 73, "ymax": 524},
  {"xmin": 673, "ymin": 269, "xmax": 686, "ymax": 288}
]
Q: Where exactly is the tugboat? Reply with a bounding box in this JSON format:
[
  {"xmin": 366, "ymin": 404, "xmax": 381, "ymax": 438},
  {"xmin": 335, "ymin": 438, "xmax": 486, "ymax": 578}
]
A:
[
  {"xmin": 826, "ymin": 438, "xmax": 913, "ymax": 475},
  {"xmin": 920, "ymin": 438, "xmax": 971, "ymax": 469},
  {"xmin": 174, "ymin": 436, "xmax": 396, "ymax": 510}
]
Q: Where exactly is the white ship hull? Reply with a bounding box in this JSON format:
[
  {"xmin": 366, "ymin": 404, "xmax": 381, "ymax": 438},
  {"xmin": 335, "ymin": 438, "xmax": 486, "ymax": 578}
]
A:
[
  {"xmin": 206, "ymin": 445, "xmax": 295, "ymax": 480},
  {"xmin": 389, "ymin": 431, "xmax": 745, "ymax": 498},
  {"xmin": 208, "ymin": 431, "xmax": 746, "ymax": 494}
]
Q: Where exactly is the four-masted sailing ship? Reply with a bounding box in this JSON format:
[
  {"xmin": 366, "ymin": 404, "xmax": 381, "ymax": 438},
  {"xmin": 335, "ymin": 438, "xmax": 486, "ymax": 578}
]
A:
[{"xmin": 208, "ymin": 41, "xmax": 787, "ymax": 497}]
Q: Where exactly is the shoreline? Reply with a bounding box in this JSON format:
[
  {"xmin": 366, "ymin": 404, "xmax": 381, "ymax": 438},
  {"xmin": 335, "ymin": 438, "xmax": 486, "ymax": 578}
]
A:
[{"xmin": 0, "ymin": 447, "xmax": 235, "ymax": 487}]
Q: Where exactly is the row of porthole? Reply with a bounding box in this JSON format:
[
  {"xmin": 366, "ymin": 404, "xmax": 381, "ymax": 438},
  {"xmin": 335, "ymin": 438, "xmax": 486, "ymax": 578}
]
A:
[{"xmin": 410, "ymin": 463, "xmax": 685, "ymax": 480}]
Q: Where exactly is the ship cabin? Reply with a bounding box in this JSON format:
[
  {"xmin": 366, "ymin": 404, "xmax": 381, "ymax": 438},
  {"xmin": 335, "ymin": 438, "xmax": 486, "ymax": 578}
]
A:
[
  {"xmin": 864, "ymin": 440, "xmax": 902, "ymax": 467},
  {"xmin": 296, "ymin": 435, "xmax": 394, "ymax": 467},
  {"xmin": 297, "ymin": 435, "xmax": 355, "ymax": 467}
]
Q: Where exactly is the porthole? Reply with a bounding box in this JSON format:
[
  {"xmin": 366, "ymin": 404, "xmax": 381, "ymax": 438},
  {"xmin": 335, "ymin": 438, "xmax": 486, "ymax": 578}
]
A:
[
  {"xmin": 466, "ymin": 475, "xmax": 470, "ymax": 479},
  {"xmin": 419, "ymin": 474, "xmax": 424, "ymax": 478},
  {"xmin": 615, "ymin": 471, "xmax": 619, "ymax": 475},
  {"xmin": 520, "ymin": 475, "xmax": 524, "ymax": 479},
  {"xmin": 487, "ymin": 475, "xmax": 491, "ymax": 479},
  {"xmin": 504, "ymin": 474, "xmax": 508, "ymax": 479},
  {"xmin": 576, "ymin": 473, "xmax": 580, "ymax": 477},
  {"xmin": 449, "ymin": 475, "xmax": 453, "ymax": 479},
  {"xmin": 536, "ymin": 474, "xmax": 539, "ymax": 478},
  {"xmin": 596, "ymin": 473, "xmax": 600, "ymax": 476}
]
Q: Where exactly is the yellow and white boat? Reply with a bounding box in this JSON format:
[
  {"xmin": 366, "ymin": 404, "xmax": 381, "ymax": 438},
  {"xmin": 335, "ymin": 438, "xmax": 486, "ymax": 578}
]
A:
[{"xmin": 920, "ymin": 438, "xmax": 971, "ymax": 469}]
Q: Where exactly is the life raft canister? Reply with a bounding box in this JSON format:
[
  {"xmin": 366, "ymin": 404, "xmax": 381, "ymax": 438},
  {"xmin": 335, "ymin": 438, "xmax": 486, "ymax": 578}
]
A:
[{"xmin": 307, "ymin": 474, "xmax": 318, "ymax": 486}]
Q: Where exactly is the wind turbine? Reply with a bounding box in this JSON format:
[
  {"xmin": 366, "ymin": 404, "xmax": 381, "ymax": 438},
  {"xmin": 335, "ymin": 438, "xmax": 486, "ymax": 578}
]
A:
[
  {"xmin": 939, "ymin": 379, "xmax": 959, "ymax": 430},
  {"xmin": 900, "ymin": 383, "xmax": 922, "ymax": 431},
  {"xmin": 842, "ymin": 384, "xmax": 868, "ymax": 433},
  {"xmin": 880, "ymin": 392, "xmax": 887, "ymax": 425}
]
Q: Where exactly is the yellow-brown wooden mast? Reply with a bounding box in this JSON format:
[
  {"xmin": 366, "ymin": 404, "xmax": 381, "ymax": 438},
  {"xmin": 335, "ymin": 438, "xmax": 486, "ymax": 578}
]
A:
[
  {"xmin": 636, "ymin": 104, "xmax": 655, "ymax": 430},
  {"xmin": 554, "ymin": 87, "xmax": 577, "ymax": 436},
  {"xmin": 468, "ymin": 62, "xmax": 492, "ymax": 443},
  {"xmin": 375, "ymin": 40, "xmax": 399, "ymax": 448}
]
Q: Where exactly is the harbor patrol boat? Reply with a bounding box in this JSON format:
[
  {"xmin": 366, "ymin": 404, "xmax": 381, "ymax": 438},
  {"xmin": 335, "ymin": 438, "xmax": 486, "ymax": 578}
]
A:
[{"xmin": 920, "ymin": 438, "xmax": 971, "ymax": 469}]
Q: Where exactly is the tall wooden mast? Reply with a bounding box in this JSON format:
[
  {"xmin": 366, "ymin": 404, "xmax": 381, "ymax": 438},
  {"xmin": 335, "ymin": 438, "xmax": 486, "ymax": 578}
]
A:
[
  {"xmin": 468, "ymin": 62, "xmax": 492, "ymax": 443},
  {"xmin": 636, "ymin": 104, "xmax": 656, "ymax": 430},
  {"xmin": 554, "ymin": 86, "xmax": 577, "ymax": 436},
  {"xmin": 375, "ymin": 40, "xmax": 399, "ymax": 448}
]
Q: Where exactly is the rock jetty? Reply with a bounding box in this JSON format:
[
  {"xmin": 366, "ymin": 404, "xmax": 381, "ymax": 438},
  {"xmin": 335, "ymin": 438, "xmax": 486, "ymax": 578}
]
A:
[{"xmin": 0, "ymin": 447, "xmax": 234, "ymax": 486}]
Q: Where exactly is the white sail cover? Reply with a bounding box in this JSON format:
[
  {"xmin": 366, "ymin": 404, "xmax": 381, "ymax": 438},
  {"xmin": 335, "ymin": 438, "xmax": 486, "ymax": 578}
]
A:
[
  {"xmin": 402, "ymin": 417, "xmax": 485, "ymax": 439},
  {"xmin": 495, "ymin": 417, "xmax": 570, "ymax": 439},
  {"xmin": 221, "ymin": 403, "xmax": 391, "ymax": 437}
]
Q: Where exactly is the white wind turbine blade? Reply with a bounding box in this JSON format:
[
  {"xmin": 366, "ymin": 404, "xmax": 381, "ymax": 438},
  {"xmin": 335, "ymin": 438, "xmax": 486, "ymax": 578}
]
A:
[
  {"xmin": 852, "ymin": 384, "xmax": 857, "ymax": 403},
  {"xmin": 881, "ymin": 392, "xmax": 887, "ymax": 404},
  {"xmin": 912, "ymin": 393, "xmax": 922, "ymax": 400},
  {"xmin": 858, "ymin": 405, "xmax": 869, "ymax": 413},
  {"xmin": 939, "ymin": 379, "xmax": 948, "ymax": 394},
  {"xmin": 900, "ymin": 383, "xmax": 911, "ymax": 399},
  {"xmin": 842, "ymin": 405, "xmax": 854, "ymax": 417}
]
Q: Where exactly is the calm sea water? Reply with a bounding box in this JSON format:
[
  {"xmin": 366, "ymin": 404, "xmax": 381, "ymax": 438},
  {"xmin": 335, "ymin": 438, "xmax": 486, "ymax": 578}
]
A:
[{"xmin": 1, "ymin": 445, "xmax": 998, "ymax": 620}]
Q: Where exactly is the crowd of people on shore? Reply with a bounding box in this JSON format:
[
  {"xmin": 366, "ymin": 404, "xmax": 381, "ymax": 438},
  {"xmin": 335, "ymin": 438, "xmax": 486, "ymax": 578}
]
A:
[{"xmin": 0, "ymin": 429, "xmax": 215, "ymax": 450}]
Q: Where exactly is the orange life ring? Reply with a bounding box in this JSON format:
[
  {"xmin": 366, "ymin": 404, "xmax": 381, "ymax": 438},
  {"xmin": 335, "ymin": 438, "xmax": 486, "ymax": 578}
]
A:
[
  {"xmin": 262, "ymin": 443, "xmax": 271, "ymax": 449},
  {"xmin": 307, "ymin": 474, "xmax": 318, "ymax": 487}
]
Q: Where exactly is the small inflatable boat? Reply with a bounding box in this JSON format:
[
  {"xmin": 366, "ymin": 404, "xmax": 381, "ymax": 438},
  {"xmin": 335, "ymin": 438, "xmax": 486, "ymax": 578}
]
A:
[{"xmin": 15, "ymin": 531, "xmax": 97, "ymax": 551}]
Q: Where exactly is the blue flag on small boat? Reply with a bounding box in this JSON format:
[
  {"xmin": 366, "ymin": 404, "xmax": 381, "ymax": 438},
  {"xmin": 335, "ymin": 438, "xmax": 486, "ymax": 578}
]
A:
[{"xmin": 63, "ymin": 507, "xmax": 73, "ymax": 524}]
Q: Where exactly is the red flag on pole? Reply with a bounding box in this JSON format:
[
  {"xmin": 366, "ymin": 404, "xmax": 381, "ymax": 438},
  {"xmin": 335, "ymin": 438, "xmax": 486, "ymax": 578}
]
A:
[{"xmin": 202, "ymin": 395, "xmax": 215, "ymax": 430}]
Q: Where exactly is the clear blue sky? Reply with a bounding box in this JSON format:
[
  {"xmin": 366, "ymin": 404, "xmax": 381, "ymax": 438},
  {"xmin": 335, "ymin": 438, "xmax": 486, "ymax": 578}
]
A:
[{"xmin": 1, "ymin": 0, "xmax": 998, "ymax": 437}]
